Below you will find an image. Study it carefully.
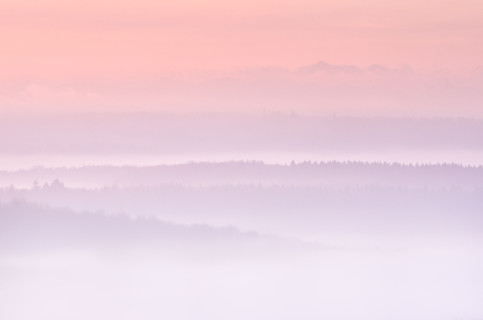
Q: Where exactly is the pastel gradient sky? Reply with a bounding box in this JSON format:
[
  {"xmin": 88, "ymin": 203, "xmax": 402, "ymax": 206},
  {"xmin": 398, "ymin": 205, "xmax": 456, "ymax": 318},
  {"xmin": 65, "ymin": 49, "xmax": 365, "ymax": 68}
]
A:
[{"xmin": 1, "ymin": 0, "xmax": 482, "ymax": 114}]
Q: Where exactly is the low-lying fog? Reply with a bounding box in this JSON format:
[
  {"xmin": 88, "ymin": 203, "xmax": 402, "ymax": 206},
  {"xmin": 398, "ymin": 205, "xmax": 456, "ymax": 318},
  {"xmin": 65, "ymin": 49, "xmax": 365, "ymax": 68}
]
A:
[{"xmin": 1, "ymin": 201, "xmax": 482, "ymax": 320}]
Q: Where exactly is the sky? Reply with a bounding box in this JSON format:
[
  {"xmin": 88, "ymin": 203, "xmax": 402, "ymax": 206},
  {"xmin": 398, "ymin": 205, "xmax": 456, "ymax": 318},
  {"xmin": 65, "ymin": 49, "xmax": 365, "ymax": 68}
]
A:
[{"xmin": 1, "ymin": 0, "xmax": 482, "ymax": 114}]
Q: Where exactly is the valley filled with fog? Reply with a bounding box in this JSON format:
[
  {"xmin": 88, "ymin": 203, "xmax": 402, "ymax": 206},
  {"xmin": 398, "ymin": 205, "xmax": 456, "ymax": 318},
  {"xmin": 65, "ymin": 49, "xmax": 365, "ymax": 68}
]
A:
[{"xmin": 2, "ymin": 131, "xmax": 483, "ymax": 319}]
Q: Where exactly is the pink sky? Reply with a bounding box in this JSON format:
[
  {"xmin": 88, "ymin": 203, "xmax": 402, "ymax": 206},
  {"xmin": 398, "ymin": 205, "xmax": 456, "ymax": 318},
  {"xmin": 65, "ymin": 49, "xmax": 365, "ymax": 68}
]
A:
[
  {"xmin": 1, "ymin": 0, "xmax": 482, "ymax": 115},
  {"xmin": 2, "ymin": 0, "xmax": 483, "ymax": 77}
]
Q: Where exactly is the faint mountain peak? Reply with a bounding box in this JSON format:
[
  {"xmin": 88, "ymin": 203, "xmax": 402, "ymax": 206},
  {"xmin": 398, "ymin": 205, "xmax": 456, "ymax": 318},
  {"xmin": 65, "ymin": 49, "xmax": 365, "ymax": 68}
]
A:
[
  {"xmin": 470, "ymin": 66, "xmax": 483, "ymax": 76},
  {"xmin": 298, "ymin": 61, "xmax": 364, "ymax": 75},
  {"xmin": 367, "ymin": 64, "xmax": 390, "ymax": 74}
]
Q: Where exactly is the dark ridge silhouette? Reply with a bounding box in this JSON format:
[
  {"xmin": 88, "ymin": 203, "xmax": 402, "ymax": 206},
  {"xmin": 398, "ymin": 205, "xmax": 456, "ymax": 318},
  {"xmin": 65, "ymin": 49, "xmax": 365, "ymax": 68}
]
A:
[
  {"xmin": 1, "ymin": 161, "xmax": 482, "ymax": 188},
  {"xmin": 0, "ymin": 114, "xmax": 482, "ymax": 154},
  {"xmin": 0, "ymin": 201, "xmax": 315, "ymax": 257},
  {"xmin": 2, "ymin": 183, "xmax": 482, "ymax": 239}
]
